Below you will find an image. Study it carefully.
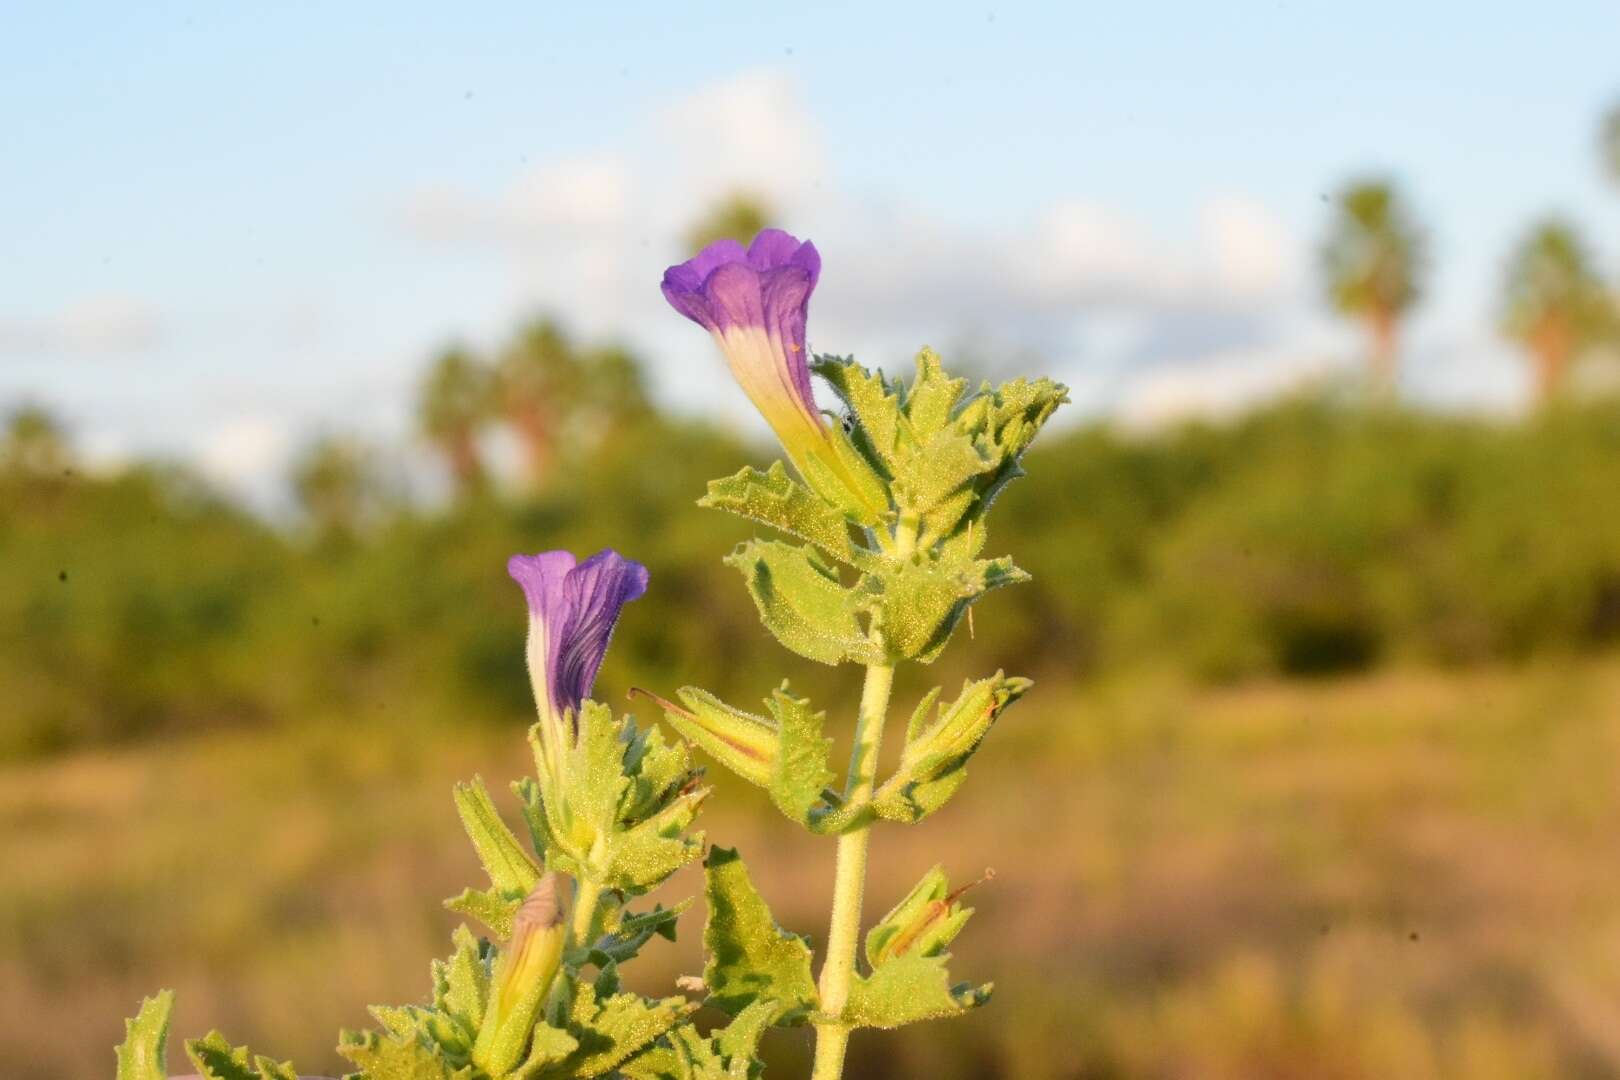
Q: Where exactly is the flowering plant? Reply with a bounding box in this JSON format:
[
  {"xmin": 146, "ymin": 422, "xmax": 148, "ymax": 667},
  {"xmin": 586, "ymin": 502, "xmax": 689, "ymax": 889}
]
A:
[{"xmin": 117, "ymin": 229, "xmax": 1065, "ymax": 1080}]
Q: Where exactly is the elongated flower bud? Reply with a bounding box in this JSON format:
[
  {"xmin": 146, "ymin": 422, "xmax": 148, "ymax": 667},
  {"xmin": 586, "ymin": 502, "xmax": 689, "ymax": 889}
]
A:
[
  {"xmin": 632, "ymin": 686, "xmax": 778, "ymax": 789},
  {"xmin": 867, "ymin": 866, "xmax": 993, "ymax": 967},
  {"xmin": 473, "ymin": 873, "xmax": 567, "ymax": 1077}
]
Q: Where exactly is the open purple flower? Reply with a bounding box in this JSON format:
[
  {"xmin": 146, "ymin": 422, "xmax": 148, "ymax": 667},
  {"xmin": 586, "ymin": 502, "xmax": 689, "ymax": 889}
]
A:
[
  {"xmin": 507, "ymin": 549, "xmax": 649, "ymax": 739},
  {"xmin": 661, "ymin": 229, "xmax": 834, "ymax": 475}
]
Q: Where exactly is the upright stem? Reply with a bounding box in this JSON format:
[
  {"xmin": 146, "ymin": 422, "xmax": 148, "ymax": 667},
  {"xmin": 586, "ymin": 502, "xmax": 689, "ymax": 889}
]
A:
[
  {"xmin": 812, "ymin": 661, "xmax": 895, "ymax": 1080},
  {"xmin": 812, "ymin": 514, "xmax": 916, "ymax": 1080}
]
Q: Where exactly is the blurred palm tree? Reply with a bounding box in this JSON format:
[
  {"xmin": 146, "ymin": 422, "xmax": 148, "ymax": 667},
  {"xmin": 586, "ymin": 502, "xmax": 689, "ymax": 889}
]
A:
[
  {"xmin": 1, "ymin": 404, "xmax": 74, "ymax": 477},
  {"xmin": 416, "ymin": 347, "xmax": 492, "ymax": 498},
  {"xmin": 1319, "ymin": 180, "xmax": 1427, "ymax": 396},
  {"xmin": 1501, "ymin": 220, "xmax": 1612, "ymax": 406},
  {"xmin": 290, "ymin": 436, "xmax": 379, "ymax": 537},
  {"xmin": 684, "ymin": 192, "xmax": 774, "ymax": 253},
  {"xmin": 495, "ymin": 319, "xmax": 587, "ymax": 488},
  {"xmin": 1602, "ymin": 102, "xmax": 1620, "ymax": 189}
]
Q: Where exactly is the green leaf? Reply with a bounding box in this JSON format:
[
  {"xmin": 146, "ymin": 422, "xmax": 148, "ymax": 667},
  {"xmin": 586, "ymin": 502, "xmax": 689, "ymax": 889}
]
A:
[
  {"xmin": 700, "ymin": 462, "xmax": 866, "ymax": 565},
  {"xmin": 601, "ymin": 790, "xmax": 707, "ymax": 894},
  {"xmin": 430, "ymin": 925, "xmax": 490, "ymax": 1052},
  {"xmin": 337, "ymin": 1025, "xmax": 465, "ymax": 1079},
  {"xmin": 843, "ymin": 953, "xmax": 991, "ymax": 1029},
  {"xmin": 764, "ymin": 685, "xmax": 834, "ymax": 823},
  {"xmin": 116, "ymin": 991, "xmax": 174, "ymax": 1080},
  {"xmin": 444, "ymin": 885, "xmax": 525, "ymax": 940},
  {"xmin": 902, "ymin": 349, "xmax": 970, "ymax": 444},
  {"xmin": 184, "ymin": 1031, "xmax": 300, "ymax": 1080},
  {"xmin": 861, "ymin": 552, "xmax": 1029, "ymax": 663},
  {"xmin": 723, "ymin": 540, "xmax": 881, "ymax": 666},
  {"xmin": 588, "ymin": 899, "xmax": 692, "ymax": 966},
  {"xmin": 710, "ymin": 999, "xmax": 782, "ymax": 1075},
  {"xmin": 702, "ymin": 847, "xmax": 818, "ymax": 1021},
  {"xmin": 510, "ymin": 1023, "xmax": 579, "ymax": 1079},
  {"xmin": 453, "ymin": 777, "xmax": 542, "ymax": 895},
  {"xmin": 548, "ymin": 982, "xmax": 691, "ymax": 1078}
]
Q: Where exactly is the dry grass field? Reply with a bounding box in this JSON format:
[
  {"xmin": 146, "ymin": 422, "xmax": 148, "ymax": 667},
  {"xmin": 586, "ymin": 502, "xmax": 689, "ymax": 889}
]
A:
[{"xmin": 5, "ymin": 658, "xmax": 1620, "ymax": 1078}]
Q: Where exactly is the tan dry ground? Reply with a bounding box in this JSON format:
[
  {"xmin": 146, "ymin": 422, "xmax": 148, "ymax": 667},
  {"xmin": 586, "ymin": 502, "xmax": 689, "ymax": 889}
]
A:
[{"xmin": 4, "ymin": 659, "xmax": 1620, "ymax": 1078}]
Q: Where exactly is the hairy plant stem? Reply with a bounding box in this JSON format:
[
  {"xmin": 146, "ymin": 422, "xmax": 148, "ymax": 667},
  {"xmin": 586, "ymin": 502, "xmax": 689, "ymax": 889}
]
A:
[
  {"xmin": 812, "ymin": 515, "xmax": 916, "ymax": 1080},
  {"xmin": 811, "ymin": 660, "xmax": 894, "ymax": 1080}
]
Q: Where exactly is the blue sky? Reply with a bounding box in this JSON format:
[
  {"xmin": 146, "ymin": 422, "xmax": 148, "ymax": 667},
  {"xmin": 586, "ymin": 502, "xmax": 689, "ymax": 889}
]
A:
[{"xmin": 4, "ymin": 2, "xmax": 1619, "ymax": 494}]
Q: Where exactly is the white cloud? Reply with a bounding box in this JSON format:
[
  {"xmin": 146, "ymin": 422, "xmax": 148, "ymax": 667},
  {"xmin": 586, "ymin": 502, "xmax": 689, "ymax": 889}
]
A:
[
  {"xmin": 395, "ymin": 68, "xmax": 1313, "ymax": 427},
  {"xmin": 1118, "ymin": 345, "xmax": 1345, "ymax": 429},
  {"xmin": 199, "ymin": 415, "xmax": 289, "ymax": 487},
  {"xmin": 0, "ymin": 294, "xmax": 162, "ymax": 354}
]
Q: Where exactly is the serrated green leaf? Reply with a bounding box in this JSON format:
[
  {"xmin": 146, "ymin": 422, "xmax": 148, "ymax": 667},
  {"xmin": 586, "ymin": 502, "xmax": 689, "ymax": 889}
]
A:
[
  {"xmin": 602, "ymin": 790, "xmax": 707, "ymax": 893},
  {"xmin": 430, "ymin": 925, "xmax": 490, "ymax": 1051},
  {"xmin": 811, "ymin": 355, "xmax": 905, "ymax": 474},
  {"xmin": 702, "ymin": 847, "xmax": 818, "ymax": 1021},
  {"xmin": 711, "ymin": 999, "xmax": 782, "ymax": 1075},
  {"xmin": 184, "ymin": 1031, "xmax": 299, "ymax": 1080},
  {"xmin": 700, "ymin": 462, "xmax": 865, "ymax": 565},
  {"xmin": 116, "ymin": 991, "xmax": 174, "ymax": 1080},
  {"xmin": 546, "ymin": 983, "xmax": 690, "ymax": 1078},
  {"xmin": 453, "ymin": 777, "xmax": 542, "ymax": 896},
  {"xmin": 764, "ymin": 685, "xmax": 834, "ymax": 823},
  {"xmin": 902, "ymin": 349, "xmax": 969, "ymax": 444},
  {"xmin": 723, "ymin": 540, "xmax": 881, "ymax": 666},
  {"xmin": 589, "ymin": 899, "xmax": 692, "ymax": 965},
  {"xmin": 862, "ymin": 552, "xmax": 1029, "ymax": 663},
  {"xmin": 842, "ymin": 953, "xmax": 991, "ymax": 1029},
  {"xmin": 337, "ymin": 1025, "xmax": 467, "ymax": 1080},
  {"xmin": 509, "ymin": 1023, "xmax": 579, "ymax": 1080},
  {"xmin": 444, "ymin": 885, "xmax": 524, "ymax": 940}
]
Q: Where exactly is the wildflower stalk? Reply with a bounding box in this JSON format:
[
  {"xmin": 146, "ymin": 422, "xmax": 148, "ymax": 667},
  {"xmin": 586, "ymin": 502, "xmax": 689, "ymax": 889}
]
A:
[{"xmin": 813, "ymin": 514, "xmax": 914, "ymax": 1079}]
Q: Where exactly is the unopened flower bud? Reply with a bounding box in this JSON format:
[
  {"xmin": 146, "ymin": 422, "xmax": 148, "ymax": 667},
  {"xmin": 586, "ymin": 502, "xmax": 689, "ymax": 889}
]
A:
[
  {"xmin": 632, "ymin": 687, "xmax": 777, "ymax": 790},
  {"xmin": 867, "ymin": 866, "xmax": 993, "ymax": 967},
  {"xmin": 474, "ymin": 873, "xmax": 567, "ymax": 1077}
]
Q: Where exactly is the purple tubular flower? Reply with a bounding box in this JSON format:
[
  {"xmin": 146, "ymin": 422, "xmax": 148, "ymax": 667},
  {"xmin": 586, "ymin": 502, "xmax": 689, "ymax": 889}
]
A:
[
  {"xmin": 661, "ymin": 230, "xmax": 830, "ymax": 470},
  {"xmin": 507, "ymin": 549, "xmax": 650, "ymax": 727}
]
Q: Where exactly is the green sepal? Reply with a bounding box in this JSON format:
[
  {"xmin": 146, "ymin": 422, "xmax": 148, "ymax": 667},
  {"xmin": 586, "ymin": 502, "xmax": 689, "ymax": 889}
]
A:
[
  {"xmin": 183, "ymin": 1031, "xmax": 300, "ymax": 1080},
  {"xmin": 702, "ymin": 847, "xmax": 818, "ymax": 1022},
  {"xmin": 116, "ymin": 991, "xmax": 174, "ymax": 1080},
  {"xmin": 517, "ymin": 702, "xmax": 707, "ymax": 897},
  {"xmin": 871, "ymin": 673, "xmax": 1032, "ymax": 823},
  {"xmin": 842, "ymin": 953, "xmax": 991, "ymax": 1030},
  {"xmin": 814, "ymin": 349, "xmax": 1067, "ymax": 555},
  {"xmin": 811, "ymin": 354, "xmax": 905, "ymax": 475},
  {"xmin": 700, "ymin": 462, "xmax": 870, "ymax": 567},
  {"xmin": 865, "ymin": 866, "xmax": 976, "ymax": 967},
  {"xmin": 723, "ymin": 540, "xmax": 882, "ymax": 666}
]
